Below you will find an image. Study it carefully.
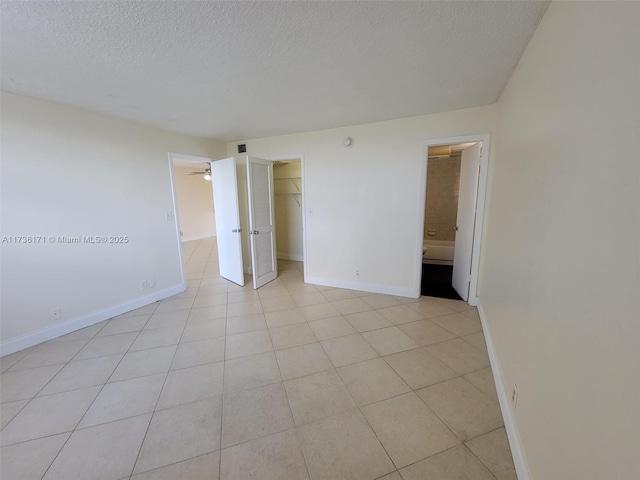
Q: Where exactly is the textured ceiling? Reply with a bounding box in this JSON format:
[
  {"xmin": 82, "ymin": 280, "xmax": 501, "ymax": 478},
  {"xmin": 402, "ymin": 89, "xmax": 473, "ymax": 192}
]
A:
[{"xmin": 0, "ymin": 1, "xmax": 549, "ymax": 141}]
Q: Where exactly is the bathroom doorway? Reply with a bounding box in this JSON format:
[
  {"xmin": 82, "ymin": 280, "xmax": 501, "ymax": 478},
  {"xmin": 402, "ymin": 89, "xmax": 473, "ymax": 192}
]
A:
[{"xmin": 418, "ymin": 135, "xmax": 490, "ymax": 304}]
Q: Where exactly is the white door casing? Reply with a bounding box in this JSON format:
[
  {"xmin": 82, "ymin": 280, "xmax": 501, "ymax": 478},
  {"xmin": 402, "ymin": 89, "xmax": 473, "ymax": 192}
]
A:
[
  {"xmin": 211, "ymin": 157, "xmax": 245, "ymax": 286},
  {"xmin": 246, "ymin": 156, "xmax": 278, "ymax": 289},
  {"xmin": 452, "ymin": 142, "xmax": 482, "ymax": 301}
]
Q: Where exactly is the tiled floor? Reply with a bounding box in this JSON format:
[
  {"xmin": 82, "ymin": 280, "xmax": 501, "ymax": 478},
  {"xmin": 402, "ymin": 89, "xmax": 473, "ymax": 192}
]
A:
[{"xmin": 0, "ymin": 238, "xmax": 517, "ymax": 480}]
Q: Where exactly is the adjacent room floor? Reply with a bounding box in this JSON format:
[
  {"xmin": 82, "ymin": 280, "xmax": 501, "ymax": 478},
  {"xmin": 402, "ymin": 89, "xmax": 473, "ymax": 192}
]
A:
[{"xmin": 0, "ymin": 238, "xmax": 517, "ymax": 480}]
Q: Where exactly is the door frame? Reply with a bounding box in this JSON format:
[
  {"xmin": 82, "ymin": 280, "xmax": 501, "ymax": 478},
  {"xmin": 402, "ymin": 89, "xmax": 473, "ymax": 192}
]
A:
[
  {"xmin": 415, "ymin": 134, "xmax": 491, "ymax": 305},
  {"xmin": 265, "ymin": 153, "xmax": 308, "ymax": 282},
  {"xmin": 167, "ymin": 152, "xmax": 216, "ymax": 290}
]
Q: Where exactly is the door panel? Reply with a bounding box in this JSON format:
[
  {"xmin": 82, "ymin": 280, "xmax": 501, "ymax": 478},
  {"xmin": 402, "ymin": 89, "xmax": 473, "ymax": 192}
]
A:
[
  {"xmin": 210, "ymin": 157, "xmax": 244, "ymax": 286},
  {"xmin": 246, "ymin": 156, "xmax": 277, "ymax": 289},
  {"xmin": 452, "ymin": 142, "xmax": 481, "ymax": 301}
]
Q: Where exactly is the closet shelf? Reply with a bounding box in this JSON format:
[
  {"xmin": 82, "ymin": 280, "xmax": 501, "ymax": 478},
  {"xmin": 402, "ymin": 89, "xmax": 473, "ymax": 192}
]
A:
[
  {"xmin": 275, "ymin": 192, "xmax": 301, "ymax": 207},
  {"xmin": 274, "ymin": 177, "xmax": 301, "ymax": 193}
]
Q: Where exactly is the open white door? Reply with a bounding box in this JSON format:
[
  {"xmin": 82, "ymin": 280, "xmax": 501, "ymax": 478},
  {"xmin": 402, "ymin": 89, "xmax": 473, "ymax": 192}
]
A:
[
  {"xmin": 452, "ymin": 142, "xmax": 481, "ymax": 301},
  {"xmin": 211, "ymin": 157, "xmax": 244, "ymax": 286},
  {"xmin": 246, "ymin": 156, "xmax": 278, "ymax": 289}
]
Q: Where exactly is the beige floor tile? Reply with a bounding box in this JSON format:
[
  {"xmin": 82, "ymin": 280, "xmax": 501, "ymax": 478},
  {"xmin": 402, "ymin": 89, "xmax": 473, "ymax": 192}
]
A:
[
  {"xmin": 1, "ymin": 386, "xmax": 100, "ymax": 446},
  {"xmin": 308, "ymin": 316, "xmax": 356, "ymax": 340},
  {"xmin": 225, "ymin": 330, "xmax": 272, "ymax": 359},
  {"xmin": 361, "ymin": 327, "xmax": 419, "ymax": 355},
  {"xmin": 0, "ymin": 364, "xmax": 64, "ymax": 403},
  {"xmin": 285, "ymin": 370, "xmax": 356, "ymax": 425},
  {"xmin": 463, "ymin": 331, "xmax": 488, "ymax": 351},
  {"xmin": 464, "ymin": 367, "xmax": 499, "ymax": 401},
  {"xmin": 430, "ymin": 312, "xmax": 483, "ymax": 337},
  {"xmin": 426, "ymin": 338, "xmax": 490, "ymax": 374},
  {"xmin": 154, "ymin": 297, "xmax": 195, "ymax": 313},
  {"xmin": 0, "ymin": 347, "xmax": 34, "ymax": 373},
  {"xmin": 97, "ymin": 315, "xmax": 149, "ymax": 337},
  {"xmin": 432, "ymin": 297, "xmax": 475, "ymax": 312},
  {"xmin": 275, "ymin": 343, "xmax": 333, "ymax": 380},
  {"xmin": 399, "ymin": 444, "xmax": 495, "ymax": 480},
  {"xmin": 321, "ymin": 334, "xmax": 378, "ymax": 367},
  {"xmin": 398, "ymin": 318, "xmax": 456, "ymax": 346},
  {"xmin": 144, "ymin": 310, "xmax": 189, "ymax": 330},
  {"xmin": 299, "ymin": 303, "xmax": 341, "ymax": 321},
  {"xmin": 39, "ymin": 355, "xmax": 122, "ymax": 397},
  {"xmin": 331, "ymin": 298, "xmax": 373, "ymax": 315},
  {"xmin": 377, "ymin": 305, "xmax": 424, "ymax": 325},
  {"xmin": 407, "ymin": 299, "xmax": 455, "ymax": 319},
  {"xmin": 192, "ymin": 293, "xmax": 228, "ymax": 309},
  {"xmin": 270, "ymin": 323, "xmax": 317, "ymax": 350},
  {"xmin": 109, "ymin": 345, "xmax": 176, "ymax": 382},
  {"xmin": 292, "ymin": 292, "xmax": 328, "ymax": 307},
  {"xmin": 47, "ymin": 323, "xmax": 105, "ymax": 343},
  {"xmin": 260, "ymin": 295, "xmax": 297, "ymax": 312},
  {"xmin": 180, "ymin": 319, "xmax": 226, "ymax": 342},
  {"xmin": 227, "ymin": 290, "xmax": 260, "ymax": 304},
  {"xmin": 362, "ymin": 392, "xmax": 459, "ymax": 468},
  {"xmin": 286, "ymin": 283, "xmax": 319, "ymax": 296},
  {"xmin": 132, "ymin": 451, "xmax": 220, "ymax": 480},
  {"xmin": 377, "ymin": 472, "xmax": 402, "ymax": 480},
  {"xmin": 462, "ymin": 308, "xmax": 481, "ymax": 321},
  {"xmin": 257, "ymin": 285, "xmax": 291, "ymax": 299},
  {"xmin": 172, "ymin": 337, "xmax": 225, "ymax": 369},
  {"xmin": 337, "ymin": 358, "xmax": 410, "ymax": 406},
  {"xmin": 157, "ymin": 362, "xmax": 223, "ymax": 410},
  {"xmin": 220, "ymin": 429, "xmax": 308, "ymax": 480},
  {"xmin": 360, "ymin": 294, "xmax": 401, "ymax": 309},
  {"xmin": 227, "ymin": 301, "xmax": 263, "ymax": 318},
  {"xmin": 466, "ymin": 427, "xmax": 517, "ymax": 480},
  {"xmin": 297, "ymin": 408, "xmax": 394, "ymax": 480},
  {"xmin": 417, "ymin": 377, "xmax": 503, "ymax": 441},
  {"xmin": 344, "ymin": 310, "xmax": 393, "ymax": 332},
  {"xmin": 320, "ymin": 289, "xmax": 356, "ymax": 302},
  {"xmin": 265, "ymin": 307, "xmax": 307, "ymax": 328},
  {"xmin": 79, "ymin": 374, "xmax": 165, "ymax": 428},
  {"xmin": 134, "ymin": 397, "xmax": 222, "ymax": 474},
  {"xmin": 400, "ymin": 445, "xmax": 494, "ymax": 480},
  {"xmin": 130, "ymin": 326, "xmax": 183, "ymax": 351},
  {"xmin": 0, "ymin": 399, "xmax": 28, "ymax": 429},
  {"xmin": 44, "ymin": 414, "xmax": 151, "ymax": 480},
  {"xmin": 226, "ymin": 313, "xmax": 268, "ymax": 335},
  {"xmin": 74, "ymin": 332, "xmax": 138, "ymax": 360},
  {"xmin": 119, "ymin": 304, "xmax": 158, "ymax": 318},
  {"xmin": 222, "ymin": 383, "xmax": 293, "ymax": 447},
  {"xmin": 383, "ymin": 348, "xmax": 457, "ymax": 389},
  {"xmin": 9, "ymin": 339, "xmax": 88, "ymax": 371},
  {"xmin": 224, "ymin": 351, "xmax": 282, "ymax": 393},
  {"xmin": 0, "ymin": 432, "xmax": 70, "ymax": 480},
  {"xmin": 188, "ymin": 305, "xmax": 227, "ymax": 322}
]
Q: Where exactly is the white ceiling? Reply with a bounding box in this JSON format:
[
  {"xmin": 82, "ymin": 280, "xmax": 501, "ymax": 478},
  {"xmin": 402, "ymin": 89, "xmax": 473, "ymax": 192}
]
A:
[{"xmin": 0, "ymin": 1, "xmax": 549, "ymax": 142}]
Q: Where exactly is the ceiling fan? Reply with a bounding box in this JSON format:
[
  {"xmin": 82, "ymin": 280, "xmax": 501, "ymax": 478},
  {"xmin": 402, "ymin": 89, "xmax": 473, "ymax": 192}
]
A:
[{"xmin": 188, "ymin": 164, "xmax": 212, "ymax": 181}]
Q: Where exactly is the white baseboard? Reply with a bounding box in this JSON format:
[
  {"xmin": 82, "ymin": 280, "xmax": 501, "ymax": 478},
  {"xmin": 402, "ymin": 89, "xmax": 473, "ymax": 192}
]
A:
[
  {"xmin": 477, "ymin": 302, "xmax": 531, "ymax": 480},
  {"xmin": 277, "ymin": 252, "xmax": 303, "ymax": 262},
  {"xmin": 181, "ymin": 233, "xmax": 215, "ymax": 243},
  {"xmin": 1, "ymin": 284, "xmax": 185, "ymax": 356},
  {"xmin": 305, "ymin": 276, "xmax": 416, "ymax": 298}
]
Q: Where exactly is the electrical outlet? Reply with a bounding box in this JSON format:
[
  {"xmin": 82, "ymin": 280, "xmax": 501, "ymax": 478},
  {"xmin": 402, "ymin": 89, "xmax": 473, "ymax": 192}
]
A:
[
  {"xmin": 512, "ymin": 384, "xmax": 519, "ymax": 410},
  {"xmin": 140, "ymin": 280, "xmax": 148, "ymax": 290},
  {"xmin": 148, "ymin": 278, "xmax": 156, "ymax": 288},
  {"xmin": 356, "ymin": 270, "xmax": 360, "ymax": 277},
  {"xmin": 50, "ymin": 307, "xmax": 61, "ymax": 321}
]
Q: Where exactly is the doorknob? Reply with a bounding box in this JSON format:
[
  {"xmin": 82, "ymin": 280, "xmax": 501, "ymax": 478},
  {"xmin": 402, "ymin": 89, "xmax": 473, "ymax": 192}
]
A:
[
  {"xmin": 232, "ymin": 228, "xmax": 242, "ymax": 233},
  {"xmin": 252, "ymin": 230, "xmax": 259, "ymax": 235},
  {"xmin": 453, "ymin": 226, "xmax": 459, "ymax": 231}
]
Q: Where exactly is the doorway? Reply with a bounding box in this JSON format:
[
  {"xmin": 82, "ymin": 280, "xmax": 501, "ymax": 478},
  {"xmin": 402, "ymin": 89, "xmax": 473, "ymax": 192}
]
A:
[
  {"xmin": 167, "ymin": 152, "xmax": 216, "ymax": 288},
  {"xmin": 416, "ymin": 135, "xmax": 490, "ymax": 305}
]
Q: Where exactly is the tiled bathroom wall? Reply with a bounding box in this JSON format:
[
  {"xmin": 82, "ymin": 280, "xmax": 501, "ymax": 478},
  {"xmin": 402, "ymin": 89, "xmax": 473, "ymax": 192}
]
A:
[{"xmin": 423, "ymin": 157, "xmax": 461, "ymax": 241}]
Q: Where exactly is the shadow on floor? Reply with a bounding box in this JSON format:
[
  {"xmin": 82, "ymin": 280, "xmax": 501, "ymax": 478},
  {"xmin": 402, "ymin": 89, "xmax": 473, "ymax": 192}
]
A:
[{"xmin": 421, "ymin": 263, "xmax": 462, "ymax": 300}]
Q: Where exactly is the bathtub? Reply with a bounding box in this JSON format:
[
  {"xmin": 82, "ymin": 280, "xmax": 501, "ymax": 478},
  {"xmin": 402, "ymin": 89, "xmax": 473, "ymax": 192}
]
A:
[{"xmin": 422, "ymin": 239, "xmax": 455, "ymax": 265}]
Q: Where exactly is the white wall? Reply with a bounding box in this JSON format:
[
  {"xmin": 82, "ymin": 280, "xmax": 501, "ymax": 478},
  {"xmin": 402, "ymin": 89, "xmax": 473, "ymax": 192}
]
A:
[
  {"xmin": 227, "ymin": 105, "xmax": 498, "ymax": 296},
  {"xmin": 1, "ymin": 93, "xmax": 226, "ymax": 353},
  {"xmin": 173, "ymin": 165, "xmax": 216, "ymax": 241},
  {"xmin": 480, "ymin": 2, "xmax": 640, "ymax": 479},
  {"xmin": 274, "ymin": 161, "xmax": 303, "ymax": 261}
]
